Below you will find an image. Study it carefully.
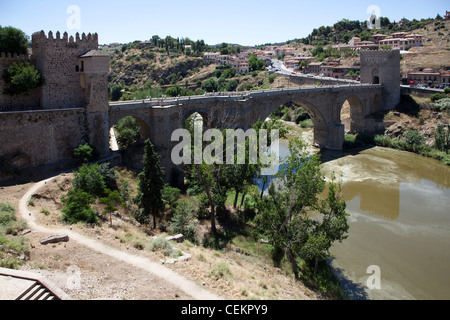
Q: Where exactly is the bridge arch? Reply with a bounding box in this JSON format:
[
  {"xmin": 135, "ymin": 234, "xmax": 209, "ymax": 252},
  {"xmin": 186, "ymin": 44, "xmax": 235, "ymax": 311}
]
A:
[
  {"xmin": 339, "ymin": 95, "xmax": 364, "ymax": 133},
  {"xmin": 257, "ymin": 96, "xmax": 331, "ymax": 149},
  {"xmin": 109, "ymin": 114, "xmax": 152, "ymax": 151}
]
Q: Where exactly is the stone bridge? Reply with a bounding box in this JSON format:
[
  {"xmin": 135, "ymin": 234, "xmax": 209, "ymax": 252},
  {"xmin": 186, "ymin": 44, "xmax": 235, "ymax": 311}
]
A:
[
  {"xmin": 0, "ymin": 31, "xmax": 400, "ymax": 184},
  {"xmin": 108, "ymin": 84, "xmax": 383, "ymax": 181}
]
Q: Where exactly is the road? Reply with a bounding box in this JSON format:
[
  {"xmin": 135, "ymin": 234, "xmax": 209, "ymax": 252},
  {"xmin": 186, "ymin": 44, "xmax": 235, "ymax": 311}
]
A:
[{"xmin": 269, "ymin": 59, "xmax": 359, "ymax": 85}]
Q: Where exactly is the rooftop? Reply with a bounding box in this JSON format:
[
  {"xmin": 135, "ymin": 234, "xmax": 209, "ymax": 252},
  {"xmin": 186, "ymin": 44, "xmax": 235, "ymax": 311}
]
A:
[{"xmin": 79, "ymin": 50, "xmax": 109, "ymax": 58}]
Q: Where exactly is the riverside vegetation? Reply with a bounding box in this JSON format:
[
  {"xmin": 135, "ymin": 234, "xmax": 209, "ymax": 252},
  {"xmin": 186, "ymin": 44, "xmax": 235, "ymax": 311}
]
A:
[
  {"xmin": 343, "ymin": 92, "xmax": 450, "ymax": 165},
  {"xmin": 56, "ymin": 112, "xmax": 351, "ymax": 299}
]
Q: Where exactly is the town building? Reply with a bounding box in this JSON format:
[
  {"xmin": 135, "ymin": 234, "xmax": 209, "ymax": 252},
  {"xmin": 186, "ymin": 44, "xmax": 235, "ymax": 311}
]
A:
[
  {"xmin": 378, "ymin": 34, "xmax": 423, "ymax": 51},
  {"xmin": 407, "ymin": 68, "xmax": 450, "ymax": 86},
  {"xmin": 203, "ymin": 52, "xmax": 249, "ymax": 74},
  {"xmin": 445, "ymin": 11, "xmax": 450, "ymax": 20}
]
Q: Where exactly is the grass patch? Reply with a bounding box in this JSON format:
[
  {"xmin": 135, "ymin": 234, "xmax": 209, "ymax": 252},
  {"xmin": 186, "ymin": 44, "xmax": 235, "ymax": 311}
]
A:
[
  {"xmin": 345, "ymin": 133, "xmax": 450, "ymax": 166},
  {"xmin": 299, "ymin": 119, "xmax": 314, "ymax": 128},
  {"xmin": 147, "ymin": 237, "xmax": 180, "ymax": 256},
  {"xmin": 209, "ymin": 262, "xmax": 233, "ymax": 281},
  {"xmin": 301, "ymin": 260, "xmax": 346, "ymax": 300},
  {"xmin": 0, "ymin": 202, "xmax": 29, "ymax": 269}
]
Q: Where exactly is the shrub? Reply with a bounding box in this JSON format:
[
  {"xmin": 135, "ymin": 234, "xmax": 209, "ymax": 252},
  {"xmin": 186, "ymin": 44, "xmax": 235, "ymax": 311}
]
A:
[
  {"xmin": 2, "ymin": 62, "xmax": 42, "ymax": 95},
  {"xmin": 73, "ymin": 143, "xmax": 99, "ymax": 164},
  {"xmin": 170, "ymin": 199, "xmax": 198, "ymax": 243},
  {"xmin": 444, "ymin": 88, "xmax": 450, "ymax": 94},
  {"xmin": 147, "ymin": 237, "xmax": 174, "ymax": 256},
  {"xmin": 299, "ymin": 119, "xmax": 314, "ymax": 128},
  {"xmin": 209, "ymin": 263, "xmax": 233, "ymax": 281},
  {"xmin": 435, "ymin": 125, "xmax": 450, "ymax": 152},
  {"xmin": 430, "ymin": 93, "xmax": 448, "ymax": 102},
  {"xmin": 404, "ymin": 130, "xmax": 425, "ymax": 146},
  {"xmin": 62, "ymin": 189, "xmax": 97, "ymax": 224},
  {"xmin": 72, "ymin": 163, "xmax": 106, "ymax": 197},
  {"xmin": 0, "ymin": 202, "xmax": 15, "ymax": 224},
  {"xmin": 432, "ymin": 98, "xmax": 450, "ymax": 112}
]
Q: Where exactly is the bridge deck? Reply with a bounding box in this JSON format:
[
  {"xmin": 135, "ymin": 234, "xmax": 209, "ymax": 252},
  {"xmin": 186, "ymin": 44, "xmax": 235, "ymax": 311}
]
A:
[{"xmin": 109, "ymin": 84, "xmax": 382, "ymax": 109}]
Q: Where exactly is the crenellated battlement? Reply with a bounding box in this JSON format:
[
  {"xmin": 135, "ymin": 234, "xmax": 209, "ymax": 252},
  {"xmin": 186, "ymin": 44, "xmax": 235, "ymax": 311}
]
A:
[
  {"xmin": 31, "ymin": 30, "xmax": 98, "ymax": 47},
  {"xmin": 0, "ymin": 53, "xmax": 34, "ymax": 65}
]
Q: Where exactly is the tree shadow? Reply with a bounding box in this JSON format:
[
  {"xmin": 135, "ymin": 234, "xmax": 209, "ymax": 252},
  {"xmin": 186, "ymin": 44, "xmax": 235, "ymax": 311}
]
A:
[
  {"xmin": 328, "ymin": 258, "xmax": 370, "ymax": 300},
  {"xmin": 318, "ymin": 145, "xmax": 375, "ymax": 165}
]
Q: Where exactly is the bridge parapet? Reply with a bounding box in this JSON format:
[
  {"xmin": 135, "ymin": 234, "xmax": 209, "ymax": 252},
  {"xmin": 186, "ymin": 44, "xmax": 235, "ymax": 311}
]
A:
[{"xmin": 109, "ymin": 84, "xmax": 383, "ymax": 110}]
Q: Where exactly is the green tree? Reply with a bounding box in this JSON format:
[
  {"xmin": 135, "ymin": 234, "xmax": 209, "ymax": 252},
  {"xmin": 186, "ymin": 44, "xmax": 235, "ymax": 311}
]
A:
[
  {"xmin": 254, "ymin": 138, "xmax": 348, "ymax": 279},
  {"xmin": 302, "ymin": 174, "xmax": 349, "ymax": 276},
  {"xmin": 170, "ymin": 199, "xmax": 198, "ymax": 243},
  {"xmin": 62, "ymin": 189, "xmax": 97, "ymax": 224},
  {"xmin": 162, "ymin": 184, "xmax": 181, "ymax": 213},
  {"xmin": 72, "ymin": 163, "xmax": 106, "ymax": 197},
  {"xmin": 0, "ymin": 26, "xmax": 28, "ymax": 56},
  {"xmin": 248, "ymin": 53, "xmax": 264, "ymax": 71},
  {"xmin": 99, "ymin": 189, "xmax": 123, "ymax": 227},
  {"xmin": 201, "ymin": 78, "xmax": 218, "ymax": 92},
  {"xmin": 2, "ymin": 62, "xmax": 42, "ymax": 96},
  {"xmin": 404, "ymin": 130, "xmax": 424, "ymax": 146},
  {"xmin": 114, "ymin": 116, "xmax": 141, "ymax": 149},
  {"xmin": 164, "ymin": 85, "xmax": 183, "ymax": 97},
  {"xmin": 73, "ymin": 143, "xmax": 99, "ymax": 164},
  {"xmin": 110, "ymin": 84, "xmax": 123, "ymax": 101},
  {"xmin": 434, "ymin": 125, "xmax": 450, "ymax": 152},
  {"xmin": 135, "ymin": 139, "xmax": 165, "ymax": 228}
]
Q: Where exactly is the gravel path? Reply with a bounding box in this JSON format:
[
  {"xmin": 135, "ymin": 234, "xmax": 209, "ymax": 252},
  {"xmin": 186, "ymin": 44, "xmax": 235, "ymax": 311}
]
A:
[{"xmin": 19, "ymin": 176, "xmax": 222, "ymax": 300}]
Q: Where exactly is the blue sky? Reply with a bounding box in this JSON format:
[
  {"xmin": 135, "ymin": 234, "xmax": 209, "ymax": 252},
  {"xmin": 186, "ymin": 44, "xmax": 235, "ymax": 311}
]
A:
[{"xmin": 1, "ymin": 0, "xmax": 447, "ymax": 45}]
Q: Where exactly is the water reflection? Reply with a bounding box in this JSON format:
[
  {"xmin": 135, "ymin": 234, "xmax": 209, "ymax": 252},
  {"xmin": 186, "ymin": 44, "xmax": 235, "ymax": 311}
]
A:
[{"xmin": 275, "ymin": 125, "xmax": 450, "ymax": 299}]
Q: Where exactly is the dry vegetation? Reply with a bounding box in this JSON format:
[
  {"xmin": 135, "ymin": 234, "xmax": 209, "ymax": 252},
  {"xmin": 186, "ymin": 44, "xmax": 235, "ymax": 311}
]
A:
[{"xmin": 0, "ymin": 170, "xmax": 320, "ymax": 300}]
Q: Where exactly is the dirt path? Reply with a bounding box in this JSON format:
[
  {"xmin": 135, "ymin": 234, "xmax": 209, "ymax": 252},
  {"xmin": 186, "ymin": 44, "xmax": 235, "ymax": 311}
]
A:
[{"xmin": 19, "ymin": 176, "xmax": 222, "ymax": 300}]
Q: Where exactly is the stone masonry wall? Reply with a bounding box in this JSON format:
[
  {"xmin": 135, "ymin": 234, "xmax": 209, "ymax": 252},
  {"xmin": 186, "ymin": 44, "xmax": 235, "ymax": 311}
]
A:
[
  {"xmin": 32, "ymin": 31, "xmax": 99, "ymax": 109},
  {"xmin": 0, "ymin": 109, "xmax": 87, "ymax": 173}
]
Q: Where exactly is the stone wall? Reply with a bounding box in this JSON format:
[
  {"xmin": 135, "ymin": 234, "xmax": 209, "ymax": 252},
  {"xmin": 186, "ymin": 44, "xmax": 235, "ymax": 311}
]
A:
[{"xmin": 0, "ymin": 108, "xmax": 87, "ymax": 174}]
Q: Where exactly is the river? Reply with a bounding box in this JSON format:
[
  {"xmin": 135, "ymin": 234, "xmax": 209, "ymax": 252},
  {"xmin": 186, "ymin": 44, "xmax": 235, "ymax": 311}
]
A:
[{"xmin": 277, "ymin": 122, "xmax": 450, "ymax": 300}]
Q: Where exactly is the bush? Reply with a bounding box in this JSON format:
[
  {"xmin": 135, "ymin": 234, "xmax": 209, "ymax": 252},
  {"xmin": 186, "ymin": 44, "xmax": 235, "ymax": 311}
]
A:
[
  {"xmin": 299, "ymin": 119, "xmax": 314, "ymax": 128},
  {"xmin": 170, "ymin": 199, "xmax": 198, "ymax": 243},
  {"xmin": 147, "ymin": 237, "xmax": 174, "ymax": 256},
  {"xmin": 430, "ymin": 93, "xmax": 448, "ymax": 102},
  {"xmin": 2, "ymin": 62, "xmax": 42, "ymax": 95},
  {"xmin": 114, "ymin": 116, "xmax": 141, "ymax": 149},
  {"xmin": 61, "ymin": 189, "xmax": 97, "ymax": 224},
  {"xmin": 404, "ymin": 130, "xmax": 425, "ymax": 146},
  {"xmin": 432, "ymin": 98, "xmax": 450, "ymax": 112},
  {"xmin": 209, "ymin": 262, "xmax": 233, "ymax": 281},
  {"xmin": 73, "ymin": 143, "xmax": 99, "ymax": 164},
  {"xmin": 72, "ymin": 163, "xmax": 106, "ymax": 197},
  {"xmin": 444, "ymin": 88, "xmax": 450, "ymax": 94},
  {"xmin": 0, "ymin": 202, "xmax": 15, "ymax": 224}
]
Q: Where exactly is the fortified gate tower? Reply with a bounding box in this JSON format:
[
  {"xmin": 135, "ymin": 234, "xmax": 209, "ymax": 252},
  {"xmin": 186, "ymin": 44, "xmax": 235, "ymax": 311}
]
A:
[
  {"xmin": 360, "ymin": 50, "xmax": 401, "ymax": 110},
  {"xmin": 31, "ymin": 31, "xmax": 111, "ymax": 157}
]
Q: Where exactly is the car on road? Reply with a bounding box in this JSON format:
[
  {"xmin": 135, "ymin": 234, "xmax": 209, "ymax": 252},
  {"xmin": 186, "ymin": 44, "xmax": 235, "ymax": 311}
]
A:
[
  {"xmin": 291, "ymin": 72, "xmax": 296, "ymax": 75},
  {"xmin": 306, "ymin": 74, "xmax": 314, "ymax": 78}
]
